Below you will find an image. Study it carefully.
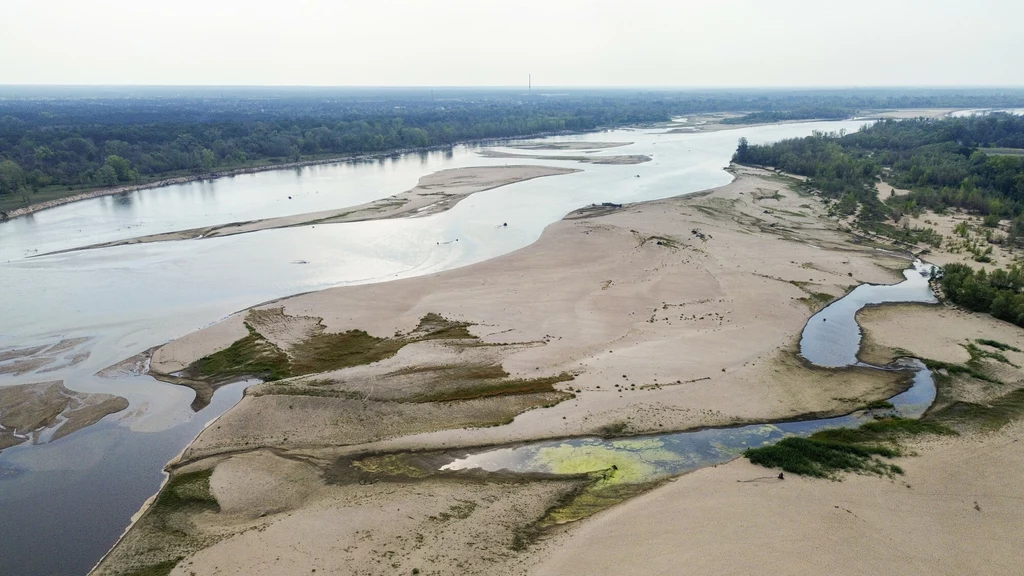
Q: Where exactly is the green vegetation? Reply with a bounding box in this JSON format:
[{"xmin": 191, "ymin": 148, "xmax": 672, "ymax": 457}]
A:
[
  {"xmin": 930, "ymin": 388, "xmax": 1024, "ymax": 430},
  {"xmin": 921, "ymin": 356, "xmax": 1001, "ymax": 384},
  {"xmin": 977, "ymin": 338, "xmax": 1022, "ymax": 352},
  {"xmin": 863, "ymin": 399, "xmax": 895, "ymax": 410},
  {"xmin": 191, "ymin": 312, "xmax": 477, "ymax": 383},
  {"xmin": 119, "ymin": 559, "xmax": 184, "ymax": 576},
  {"xmin": 152, "ymin": 470, "xmax": 219, "ymax": 514},
  {"xmin": 410, "ymin": 372, "xmax": 574, "ymax": 403},
  {"xmin": 745, "ymin": 418, "xmax": 956, "ymax": 479},
  {"xmin": 4, "ymin": 87, "xmax": 1024, "ymax": 214},
  {"xmin": 940, "ymin": 263, "xmax": 1024, "ymax": 328},
  {"xmin": 734, "ymin": 114, "xmax": 1024, "ymax": 247},
  {"xmin": 193, "ymin": 324, "xmax": 291, "ymax": 382}
]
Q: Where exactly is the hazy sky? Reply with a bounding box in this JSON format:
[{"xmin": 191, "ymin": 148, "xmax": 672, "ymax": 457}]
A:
[{"xmin": 2, "ymin": 0, "xmax": 1022, "ymax": 87}]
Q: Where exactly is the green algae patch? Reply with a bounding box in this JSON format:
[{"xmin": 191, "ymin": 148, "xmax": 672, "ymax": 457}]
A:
[
  {"xmin": 535, "ymin": 441, "xmax": 682, "ymax": 485},
  {"xmin": 538, "ymin": 481, "xmax": 656, "ymax": 527}
]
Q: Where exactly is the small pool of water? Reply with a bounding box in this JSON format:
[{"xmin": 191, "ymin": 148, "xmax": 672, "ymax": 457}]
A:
[{"xmin": 443, "ymin": 262, "xmax": 938, "ymax": 482}]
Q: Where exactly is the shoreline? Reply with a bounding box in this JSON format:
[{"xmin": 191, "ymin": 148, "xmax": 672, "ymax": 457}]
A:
[
  {"xmin": 36, "ymin": 164, "xmax": 581, "ymax": 257},
  {"xmin": 0, "ymin": 130, "xmax": 596, "ymax": 222}
]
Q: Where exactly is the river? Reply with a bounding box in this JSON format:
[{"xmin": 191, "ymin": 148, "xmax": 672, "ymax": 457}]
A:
[{"xmin": 0, "ymin": 120, "xmax": 870, "ymax": 576}]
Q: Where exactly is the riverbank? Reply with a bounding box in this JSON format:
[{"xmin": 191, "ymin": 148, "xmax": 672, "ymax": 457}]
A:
[
  {"xmin": 93, "ymin": 165, "xmax": 929, "ymax": 575},
  {"xmin": 40, "ymin": 165, "xmax": 580, "ymax": 256},
  {"xmin": 0, "ymin": 131, "xmax": 597, "ymax": 222}
]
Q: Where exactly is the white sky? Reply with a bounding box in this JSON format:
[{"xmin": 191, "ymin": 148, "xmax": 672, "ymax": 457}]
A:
[{"xmin": 1, "ymin": 0, "xmax": 1021, "ymax": 87}]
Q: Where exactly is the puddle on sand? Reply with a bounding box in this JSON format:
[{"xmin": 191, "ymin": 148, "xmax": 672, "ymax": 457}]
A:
[{"xmin": 443, "ymin": 262, "xmax": 938, "ymax": 485}]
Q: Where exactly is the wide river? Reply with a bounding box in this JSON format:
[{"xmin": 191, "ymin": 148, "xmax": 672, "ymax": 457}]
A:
[{"xmin": 0, "ymin": 120, "xmax": 870, "ymax": 576}]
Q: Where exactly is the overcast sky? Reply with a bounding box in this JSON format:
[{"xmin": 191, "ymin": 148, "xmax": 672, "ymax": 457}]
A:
[{"xmin": 1, "ymin": 0, "xmax": 1021, "ymax": 87}]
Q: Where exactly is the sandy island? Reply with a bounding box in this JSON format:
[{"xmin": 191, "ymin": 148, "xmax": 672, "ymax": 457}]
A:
[
  {"xmin": 93, "ymin": 165, "xmax": 1024, "ymax": 576},
  {"xmin": 42, "ymin": 165, "xmax": 580, "ymax": 256},
  {"xmin": 0, "ymin": 380, "xmax": 128, "ymax": 453}
]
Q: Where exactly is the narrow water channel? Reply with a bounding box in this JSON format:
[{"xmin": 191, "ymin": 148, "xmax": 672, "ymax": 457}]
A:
[{"xmin": 443, "ymin": 262, "xmax": 938, "ymax": 482}]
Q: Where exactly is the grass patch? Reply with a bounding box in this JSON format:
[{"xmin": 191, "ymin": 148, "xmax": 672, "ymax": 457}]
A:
[
  {"xmin": 152, "ymin": 470, "xmax": 219, "ymax": 514},
  {"xmin": 288, "ymin": 329, "xmax": 405, "ymax": 375},
  {"xmin": 929, "ymin": 388, "xmax": 1024, "ymax": 431},
  {"xmin": 745, "ymin": 418, "xmax": 956, "ymax": 479},
  {"xmin": 745, "ymin": 437, "xmax": 902, "ymax": 479},
  {"xmin": 863, "ymin": 399, "xmax": 895, "ymax": 410},
  {"xmin": 119, "ymin": 558, "xmax": 184, "ymax": 576},
  {"xmin": 598, "ymin": 420, "xmax": 630, "ymax": 437},
  {"xmin": 798, "ymin": 291, "xmax": 835, "ymax": 310},
  {"xmin": 410, "ymin": 372, "xmax": 574, "ymax": 403},
  {"xmin": 921, "ymin": 357, "xmax": 1001, "ymax": 384},
  {"xmin": 193, "ymin": 324, "xmax": 290, "ymax": 382},
  {"xmin": 190, "ymin": 312, "xmax": 478, "ymax": 383},
  {"xmin": 963, "ymin": 342, "xmax": 1015, "ymax": 367},
  {"xmin": 976, "ymin": 338, "xmax": 1022, "ymax": 353}
]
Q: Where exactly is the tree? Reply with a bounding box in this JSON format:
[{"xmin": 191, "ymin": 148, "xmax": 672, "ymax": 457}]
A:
[
  {"xmin": 105, "ymin": 155, "xmax": 137, "ymax": 182},
  {"xmin": 735, "ymin": 137, "xmax": 750, "ymax": 163},
  {"xmin": 0, "ymin": 160, "xmax": 25, "ymax": 195}
]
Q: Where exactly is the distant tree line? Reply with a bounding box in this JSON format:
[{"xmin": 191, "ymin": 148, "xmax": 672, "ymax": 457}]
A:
[{"xmin": 3, "ymin": 87, "xmax": 1024, "ymax": 208}]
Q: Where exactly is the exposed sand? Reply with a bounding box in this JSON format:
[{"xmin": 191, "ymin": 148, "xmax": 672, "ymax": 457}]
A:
[
  {"xmin": 42, "ymin": 165, "xmax": 579, "ymax": 256},
  {"xmin": 98, "ymin": 165, "xmax": 975, "ymax": 576},
  {"xmin": 151, "ymin": 165, "xmax": 911, "ymax": 458},
  {"xmin": 477, "ymin": 149, "xmax": 651, "ymax": 164},
  {"xmin": 529, "ymin": 421, "xmax": 1024, "ymax": 576},
  {"xmin": 0, "ymin": 380, "xmax": 128, "ymax": 452},
  {"xmin": 507, "ymin": 141, "xmax": 632, "ymax": 151},
  {"xmin": 876, "ymin": 179, "xmax": 912, "ymax": 199}
]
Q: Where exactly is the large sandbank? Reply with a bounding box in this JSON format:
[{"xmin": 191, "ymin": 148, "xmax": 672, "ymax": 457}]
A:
[{"xmin": 93, "ymin": 166, "xmax": 928, "ymax": 575}]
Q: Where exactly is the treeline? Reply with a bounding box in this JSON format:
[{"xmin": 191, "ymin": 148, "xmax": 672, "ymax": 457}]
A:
[
  {"xmin": 940, "ymin": 263, "xmax": 1024, "ymax": 327},
  {"xmin": 733, "ymin": 113, "xmax": 1024, "ymax": 244},
  {"xmin": 4, "ymin": 87, "xmax": 1024, "ymax": 208},
  {"xmin": 722, "ymin": 106, "xmax": 854, "ymax": 124}
]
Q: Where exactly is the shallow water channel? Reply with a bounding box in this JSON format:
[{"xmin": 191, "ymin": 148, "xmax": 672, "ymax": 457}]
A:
[{"xmin": 443, "ymin": 262, "xmax": 939, "ymax": 483}]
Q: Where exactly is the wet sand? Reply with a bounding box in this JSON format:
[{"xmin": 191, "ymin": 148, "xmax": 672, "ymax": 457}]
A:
[{"xmin": 0, "ymin": 381, "xmax": 128, "ymax": 452}]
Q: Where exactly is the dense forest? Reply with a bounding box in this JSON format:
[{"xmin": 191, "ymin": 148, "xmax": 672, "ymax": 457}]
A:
[
  {"xmin": 4, "ymin": 87, "xmax": 1024, "ymax": 212},
  {"xmin": 734, "ymin": 113, "xmax": 1024, "ymax": 245}
]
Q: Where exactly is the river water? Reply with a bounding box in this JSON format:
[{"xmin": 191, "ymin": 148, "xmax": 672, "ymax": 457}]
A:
[{"xmin": 0, "ymin": 120, "xmax": 871, "ymax": 576}]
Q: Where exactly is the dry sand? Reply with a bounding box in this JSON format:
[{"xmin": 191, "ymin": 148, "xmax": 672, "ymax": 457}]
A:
[
  {"xmin": 99, "ymin": 164, "xmax": 1024, "ymax": 576},
  {"xmin": 529, "ymin": 421, "xmax": 1024, "ymax": 576},
  {"xmin": 43, "ymin": 165, "xmax": 579, "ymax": 256},
  {"xmin": 152, "ymin": 165, "xmax": 912, "ymax": 458}
]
